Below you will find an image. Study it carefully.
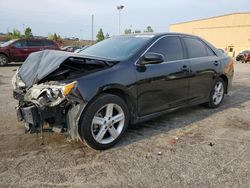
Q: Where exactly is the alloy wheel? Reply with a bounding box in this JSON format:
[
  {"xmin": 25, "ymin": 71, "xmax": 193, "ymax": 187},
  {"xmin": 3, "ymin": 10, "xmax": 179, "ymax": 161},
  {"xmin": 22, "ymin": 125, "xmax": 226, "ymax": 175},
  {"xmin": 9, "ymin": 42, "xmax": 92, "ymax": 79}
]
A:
[
  {"xmin": 212, "ymin": 81, "xmax": 224, "ymax": 105},
  {"xmin": 0, "ymin": 55, "xmax": 7, "ymax": 65},
  {"xmin": 91, "ymin": 103, "xmax": 125, "ymax": 144}
]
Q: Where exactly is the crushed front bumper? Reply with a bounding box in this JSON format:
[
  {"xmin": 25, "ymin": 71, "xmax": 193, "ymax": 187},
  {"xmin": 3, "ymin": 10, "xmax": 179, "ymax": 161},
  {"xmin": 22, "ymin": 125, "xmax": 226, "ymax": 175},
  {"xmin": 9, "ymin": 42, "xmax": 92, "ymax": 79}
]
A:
[{"xmin": 13, "ymin": 89, "xmax": 86, "ymax": 140}]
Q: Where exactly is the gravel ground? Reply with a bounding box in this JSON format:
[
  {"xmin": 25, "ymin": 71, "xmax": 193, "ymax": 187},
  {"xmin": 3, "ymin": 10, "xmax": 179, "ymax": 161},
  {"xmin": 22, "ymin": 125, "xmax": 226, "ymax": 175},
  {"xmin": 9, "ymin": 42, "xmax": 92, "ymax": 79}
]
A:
[{"xmin": 0, "ymin": 62, "xmax": 249, "ymax": 188}]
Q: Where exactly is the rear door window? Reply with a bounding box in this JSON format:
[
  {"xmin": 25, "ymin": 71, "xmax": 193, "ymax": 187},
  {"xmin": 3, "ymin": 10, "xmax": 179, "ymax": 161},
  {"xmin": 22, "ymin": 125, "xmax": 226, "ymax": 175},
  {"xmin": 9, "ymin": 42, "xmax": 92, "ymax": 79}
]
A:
[
  {"xmin": 43, "ymin": 40, "xmax": 54, "ymax": 46},
  {"xmin": 183, "ymin": 37, "xmax": 215, "ymax": 58},
  {"xmin": 148, "ymin": 36, "xmax": 184, "ymax": 61},
  {"xmin": 26, "ymin": 40, "xmax": 43, "ymax": 47}
]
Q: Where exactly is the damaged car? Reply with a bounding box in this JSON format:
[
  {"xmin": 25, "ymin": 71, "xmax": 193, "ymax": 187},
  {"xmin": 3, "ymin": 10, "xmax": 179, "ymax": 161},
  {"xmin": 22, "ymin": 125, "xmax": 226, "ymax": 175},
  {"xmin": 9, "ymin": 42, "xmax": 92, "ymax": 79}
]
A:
[{"xmin": 13, "ymin": 33, "xmax": 234, "ymax": 150}]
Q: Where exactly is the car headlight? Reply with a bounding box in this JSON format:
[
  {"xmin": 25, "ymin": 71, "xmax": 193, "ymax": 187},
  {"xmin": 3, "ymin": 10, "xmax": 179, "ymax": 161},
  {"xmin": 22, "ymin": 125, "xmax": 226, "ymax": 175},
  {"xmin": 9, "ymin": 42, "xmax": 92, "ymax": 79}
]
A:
[{"xmin": 62, "ymin": 81, "xmax": 77, "ymax": 96}]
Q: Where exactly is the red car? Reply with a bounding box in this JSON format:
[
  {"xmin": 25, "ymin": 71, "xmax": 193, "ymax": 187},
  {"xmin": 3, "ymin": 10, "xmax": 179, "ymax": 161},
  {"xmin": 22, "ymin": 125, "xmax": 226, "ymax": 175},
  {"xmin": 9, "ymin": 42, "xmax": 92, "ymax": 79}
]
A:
[{"xmin": 0, "ymin": 38, "xmax": 60, "ymax": 66}]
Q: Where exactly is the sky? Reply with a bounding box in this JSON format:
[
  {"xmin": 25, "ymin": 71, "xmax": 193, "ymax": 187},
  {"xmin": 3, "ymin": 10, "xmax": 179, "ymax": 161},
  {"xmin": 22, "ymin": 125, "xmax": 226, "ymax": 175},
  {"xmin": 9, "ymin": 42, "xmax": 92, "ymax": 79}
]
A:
[{"xmin": 0, "ymin": 0, "xmax": 249, "ymax": 40}]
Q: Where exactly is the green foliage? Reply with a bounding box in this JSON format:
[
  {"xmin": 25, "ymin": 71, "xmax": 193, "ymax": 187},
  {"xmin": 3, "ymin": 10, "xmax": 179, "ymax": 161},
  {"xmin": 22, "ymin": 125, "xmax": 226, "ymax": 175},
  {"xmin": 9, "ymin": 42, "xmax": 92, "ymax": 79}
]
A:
[
  {"xmin": 96, "ymin": 28, "xmax": 105, "ymax": 42},
  {"xmin": 24, "ymin": 27, "xmax": 32, "ymax": 38},
  {"xmin": 144, "ymin": 26, "xmax": 154, "ymax": 33},
  {"xmin": 134, "ymin": 30, "xmax": 141, "ymax": 33},
  {"xmin": 48, "ymin": 33, "xmax": 61, "ymax": 41},
  {"xmin": 12, "ymin": 28, "xmax": 21, "ymax": 39}
]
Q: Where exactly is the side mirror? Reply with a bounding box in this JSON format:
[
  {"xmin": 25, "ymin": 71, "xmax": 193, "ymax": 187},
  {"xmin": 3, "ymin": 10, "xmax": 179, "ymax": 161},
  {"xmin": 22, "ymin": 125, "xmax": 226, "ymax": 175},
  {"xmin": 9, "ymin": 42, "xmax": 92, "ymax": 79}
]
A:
[
  {"xmin": 139, "ymin": 52, "xmax": 164, "ymax": 66},
  {"xmin": 10, "ymin": 45, "xmax": 16, "ymax": 49}
]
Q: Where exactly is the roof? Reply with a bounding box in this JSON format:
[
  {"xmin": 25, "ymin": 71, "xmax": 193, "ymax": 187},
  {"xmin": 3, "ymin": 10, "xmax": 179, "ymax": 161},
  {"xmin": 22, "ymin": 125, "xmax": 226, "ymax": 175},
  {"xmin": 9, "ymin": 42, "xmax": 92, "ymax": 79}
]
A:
[
  {"xmin": 120, "ymin": 32, "xmax": 198, "ymax": 38},
  {"xmin": 170, "ymin": 12, "xmax": 250, "ymax": 26}
]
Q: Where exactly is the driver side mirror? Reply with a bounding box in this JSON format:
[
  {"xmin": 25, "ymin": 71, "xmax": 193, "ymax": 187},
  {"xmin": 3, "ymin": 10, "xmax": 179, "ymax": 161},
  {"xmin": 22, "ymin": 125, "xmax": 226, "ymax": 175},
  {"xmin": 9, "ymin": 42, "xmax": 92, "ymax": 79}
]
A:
[{"xmin": 139, "ymin": 52, "xmax": 165, "ymax": 66}]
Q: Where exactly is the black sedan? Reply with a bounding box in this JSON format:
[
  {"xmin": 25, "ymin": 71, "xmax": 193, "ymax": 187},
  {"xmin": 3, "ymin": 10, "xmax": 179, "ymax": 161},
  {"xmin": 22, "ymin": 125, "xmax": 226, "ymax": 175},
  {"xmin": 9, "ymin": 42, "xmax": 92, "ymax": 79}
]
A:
[{"xmin": 13, "ymin": 33, "xmax": 234, "ymax": 150}]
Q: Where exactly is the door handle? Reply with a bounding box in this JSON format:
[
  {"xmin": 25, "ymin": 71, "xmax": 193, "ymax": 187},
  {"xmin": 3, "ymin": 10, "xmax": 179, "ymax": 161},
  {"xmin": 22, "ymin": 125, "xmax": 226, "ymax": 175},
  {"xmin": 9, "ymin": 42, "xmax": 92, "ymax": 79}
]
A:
[
  {"xmin": 180, "ymin": 65, "xmax": 189, "ymax": 72},
  {"xmin": 214, "ymin": 61, "xmax": 219, "ymax": 66},
  {"xmin": 23, "ymin": 49, "xmax": 28, "ymax": 51}
]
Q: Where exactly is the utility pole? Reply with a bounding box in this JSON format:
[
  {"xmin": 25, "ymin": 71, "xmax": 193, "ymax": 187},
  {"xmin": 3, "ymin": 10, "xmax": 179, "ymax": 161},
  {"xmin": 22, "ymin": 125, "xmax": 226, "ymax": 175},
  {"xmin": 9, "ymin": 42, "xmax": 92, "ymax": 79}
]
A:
[
  {"xmin": 117, "ymin": 5, "xmax": 124, "ymax": 35},
  {"xmin": 91, "ymin": 14, "xmax": 94, "ymax": 42}
]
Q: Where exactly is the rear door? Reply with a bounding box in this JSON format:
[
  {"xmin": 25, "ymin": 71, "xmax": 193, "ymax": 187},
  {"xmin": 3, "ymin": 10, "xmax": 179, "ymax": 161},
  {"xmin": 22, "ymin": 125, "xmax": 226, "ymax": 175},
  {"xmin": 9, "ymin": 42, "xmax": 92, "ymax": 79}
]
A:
[
  {"xmin": 26, "ymin": 40, "xmax": 44, "ymax": 55},
  {"xmin": 136, "ymin": 36, "xmax": 191, "ymax": 116},
  {"xmin": 42, "ymin": 40, "xmax": 59, "ymax": 50},
  {"xmin": 182, "ymin": 37, "xmax": 220, "ymax": 103}
]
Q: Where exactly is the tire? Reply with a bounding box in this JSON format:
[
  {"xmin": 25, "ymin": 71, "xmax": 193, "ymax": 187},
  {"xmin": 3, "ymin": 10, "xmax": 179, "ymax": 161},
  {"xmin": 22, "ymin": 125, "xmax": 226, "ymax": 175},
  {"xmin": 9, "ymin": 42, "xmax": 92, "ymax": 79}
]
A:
[
  {"xmin": 0, "ymin": 54, "xmax": 9, "ymax": 66},
  {"xmin": 205, "ymin": 78, "xmax": 225, "ymax": 108},
  {"xmin": 79, "ymin": 93, "xmax": 129, "ymax": 150}
]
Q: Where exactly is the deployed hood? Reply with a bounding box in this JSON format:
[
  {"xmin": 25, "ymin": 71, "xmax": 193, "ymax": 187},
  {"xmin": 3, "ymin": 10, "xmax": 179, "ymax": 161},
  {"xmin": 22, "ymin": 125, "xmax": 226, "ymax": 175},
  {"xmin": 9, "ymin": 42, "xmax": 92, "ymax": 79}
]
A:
[
  {"xmin": 18, "ymin": 50, "xmax": 116, "ymax": 88},
  {"xmin": 18, "ymin": 50, "xmax": 74, "ymax": 88}
]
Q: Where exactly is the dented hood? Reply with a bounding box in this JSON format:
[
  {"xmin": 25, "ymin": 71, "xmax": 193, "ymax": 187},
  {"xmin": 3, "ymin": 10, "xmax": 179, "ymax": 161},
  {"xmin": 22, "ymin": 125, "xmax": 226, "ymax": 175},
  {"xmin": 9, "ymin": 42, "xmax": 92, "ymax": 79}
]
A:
[
  {"xmin": 18, "ymin": 50, "xmax": 76, "ymax": 88},
  {"xmin": 18, "ymin": 50, "xmax": 117, "ymax": 88}
]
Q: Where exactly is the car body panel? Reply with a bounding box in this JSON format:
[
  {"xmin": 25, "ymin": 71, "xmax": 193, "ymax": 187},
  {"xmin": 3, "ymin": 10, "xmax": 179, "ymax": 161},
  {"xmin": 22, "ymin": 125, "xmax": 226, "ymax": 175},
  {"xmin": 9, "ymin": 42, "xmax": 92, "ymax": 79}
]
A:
[
  {"xmin": 13, "ymin": 32, "xmax": 234, "ymax": 140},
  {"xmin": 135, "ymin": 59, "xmax": 191, "ymax": 116}
]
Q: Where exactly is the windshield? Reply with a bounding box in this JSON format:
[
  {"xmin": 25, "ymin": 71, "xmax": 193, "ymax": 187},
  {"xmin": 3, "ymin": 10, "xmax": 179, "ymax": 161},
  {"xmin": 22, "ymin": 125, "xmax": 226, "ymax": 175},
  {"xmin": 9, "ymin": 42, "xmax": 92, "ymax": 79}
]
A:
[
  {"xmin": 79, "ymin": 35, "xmax": 154, "ymax": 60},
  {"xmin": 0, "ymin": 39, "xmax": 17, "ymax": 47}
]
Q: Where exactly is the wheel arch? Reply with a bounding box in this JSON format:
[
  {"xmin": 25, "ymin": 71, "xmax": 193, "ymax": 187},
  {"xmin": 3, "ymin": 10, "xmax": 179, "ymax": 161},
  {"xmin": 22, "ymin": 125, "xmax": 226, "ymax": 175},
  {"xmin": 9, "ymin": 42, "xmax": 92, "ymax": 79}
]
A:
[
  {"xmin": 219, "ymin": 74, "xmax": 228, "ymax": 94},
  {"xmin": 100, "ymin": 86, "xmax": 136, "ymax": 124},
  {"xmin": 0, "ymin": 52, "xmax": 9, "ymax": 59},
  {"xmin": 80, "ymin": 84, "xmax": 137, "ymax": 125}
]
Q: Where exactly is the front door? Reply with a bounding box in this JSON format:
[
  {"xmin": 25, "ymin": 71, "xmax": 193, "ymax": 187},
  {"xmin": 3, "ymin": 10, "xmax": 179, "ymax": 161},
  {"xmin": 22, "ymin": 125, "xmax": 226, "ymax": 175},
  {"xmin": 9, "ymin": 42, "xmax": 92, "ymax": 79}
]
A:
[
  {"xmin": 136, "ymin": 36, "xmax": 190, "ymax": 116},
  {"xmin": 9, "ymin": 40, "xmax": 29, "ymax": 62}
]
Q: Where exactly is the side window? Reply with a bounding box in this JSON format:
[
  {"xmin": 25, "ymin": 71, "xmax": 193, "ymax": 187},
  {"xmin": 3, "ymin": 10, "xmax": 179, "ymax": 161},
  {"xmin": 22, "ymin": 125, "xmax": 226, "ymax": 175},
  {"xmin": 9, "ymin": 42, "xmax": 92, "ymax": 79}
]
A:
[
  {"xmin": 27, "ymin": 40, "xmax": 43, "ymax": 47},
  {"xmin": 148, "ymin": 36, "xmax": 184, "ymax": 61},
  {"xmin": 206, "ymin": 47, "xmax": 215, "ymax": 56},
  {"xmin": 43, "ymin": 40, "xmax": 54, "ymax": 46},
  {"xmin": 13, "ymin": 41, "xmax": 27, "ymax": 48},
  {"xmin": 183, "ymin": 37, "xmax": 209, "ymax": 58}
]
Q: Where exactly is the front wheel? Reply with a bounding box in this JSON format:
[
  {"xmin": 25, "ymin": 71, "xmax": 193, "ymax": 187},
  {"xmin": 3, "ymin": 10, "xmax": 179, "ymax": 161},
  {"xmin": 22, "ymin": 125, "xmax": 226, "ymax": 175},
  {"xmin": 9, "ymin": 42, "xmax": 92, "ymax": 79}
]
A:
[
  {"xmin": 205, "ymin": 78, "xmax": 225, "ymax": 108},
  {"xmin": 79, "ymin": 93, "xmax": 129, "ymax": 150},
  {"xmin": 0, "ymin": 54, "xmax": 9, "ymax": 66}
]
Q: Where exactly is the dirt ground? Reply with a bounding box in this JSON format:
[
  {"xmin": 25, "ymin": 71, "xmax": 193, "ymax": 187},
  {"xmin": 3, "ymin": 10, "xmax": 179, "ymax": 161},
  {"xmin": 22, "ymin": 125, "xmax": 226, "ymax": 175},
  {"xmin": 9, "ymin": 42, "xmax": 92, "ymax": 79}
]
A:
[{"xmin": 0, "ymin": 62, "xmax": 249, "ymax": 188}]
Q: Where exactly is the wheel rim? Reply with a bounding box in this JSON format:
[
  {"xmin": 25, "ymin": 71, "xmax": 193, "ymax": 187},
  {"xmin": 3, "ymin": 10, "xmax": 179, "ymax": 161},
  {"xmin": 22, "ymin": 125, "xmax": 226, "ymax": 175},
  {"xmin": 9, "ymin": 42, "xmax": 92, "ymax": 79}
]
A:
[
  {"xmin": 91, "ymin": 103, "xmax": 125, "ymax": 144},
  {"xmin": 0, "ymin": 56, "xmax": 7, "ymax": 65},
  {"xmin": 212, "ymin": 81, "xmax": 224, "ymax": 105}
]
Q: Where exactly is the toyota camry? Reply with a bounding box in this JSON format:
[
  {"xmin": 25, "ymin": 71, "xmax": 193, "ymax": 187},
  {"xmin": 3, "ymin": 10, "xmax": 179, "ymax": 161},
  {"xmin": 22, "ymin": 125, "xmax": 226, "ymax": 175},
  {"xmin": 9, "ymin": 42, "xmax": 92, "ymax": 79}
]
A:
[{"xmin": 13, "ymin": 33, "xmax": 234, "ymax": 150}]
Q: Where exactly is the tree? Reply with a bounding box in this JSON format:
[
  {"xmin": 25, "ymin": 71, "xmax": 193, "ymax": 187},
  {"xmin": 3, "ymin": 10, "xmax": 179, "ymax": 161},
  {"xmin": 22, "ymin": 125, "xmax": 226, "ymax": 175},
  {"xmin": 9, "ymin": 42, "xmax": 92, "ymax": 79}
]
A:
[
  {"xmin": 24, "ymin": 27, "xmax": 32, "ymax": 38},
  {"xmin": 124, "ymin": 28, "xmax": 132, "ymax": 34},
  {"xmin": 144, "ymin": 26, "xmax": 154, "ymax": 33},
  {"xmin": 12, "ymin": 28, "xmax": 21, "ymax": 39},
  {"xmin": 48, "ymin": 33, "xmax": 61, "ymax": 41},
  {"xmin": 96, "ymin": 28, "xmax": 105, "ymax": 42}
]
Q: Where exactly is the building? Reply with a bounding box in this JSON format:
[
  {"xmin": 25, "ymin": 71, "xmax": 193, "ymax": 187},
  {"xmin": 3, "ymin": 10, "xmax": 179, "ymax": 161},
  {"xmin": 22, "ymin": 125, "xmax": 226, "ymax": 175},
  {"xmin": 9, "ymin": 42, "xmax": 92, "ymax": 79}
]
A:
[{"xmin": 170, "ymin": 12, "xmax": 250, "ymax": 57}]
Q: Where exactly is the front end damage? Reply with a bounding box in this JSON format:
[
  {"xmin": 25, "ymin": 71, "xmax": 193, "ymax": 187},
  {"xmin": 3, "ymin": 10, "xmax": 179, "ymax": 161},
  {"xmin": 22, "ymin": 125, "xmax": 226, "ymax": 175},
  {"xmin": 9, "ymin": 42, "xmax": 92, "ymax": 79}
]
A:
[
  {"xmin": 13, "ymin": 75, "xmax": 85, "ymax": 140},
  {"xmin": 12, "ymin": 50, "xmax": 115, "ymax": 140}
]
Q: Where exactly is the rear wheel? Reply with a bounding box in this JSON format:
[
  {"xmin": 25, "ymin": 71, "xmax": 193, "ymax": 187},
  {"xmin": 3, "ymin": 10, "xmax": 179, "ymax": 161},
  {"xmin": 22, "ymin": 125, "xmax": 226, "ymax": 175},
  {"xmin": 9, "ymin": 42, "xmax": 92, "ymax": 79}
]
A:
[
  {"xmin": 205, "ymin": 78, "xmax": 225, "ymax": 108},
  {"xmin": 0, "ymin": 54, "xmax": 8, "ymax": 66},
  {"xmin": 79, "ymin": 93, "xmax": 129, "ymax": 150}
]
